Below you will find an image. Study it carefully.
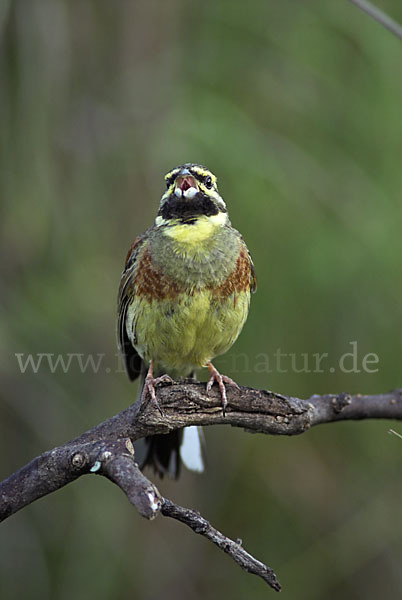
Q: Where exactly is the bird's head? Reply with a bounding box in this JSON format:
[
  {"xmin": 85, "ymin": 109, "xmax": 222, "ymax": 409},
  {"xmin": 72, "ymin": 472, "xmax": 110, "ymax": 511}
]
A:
[{"xmin": 155, "ymin": 164, "xmax": 228, "ymax": 227}]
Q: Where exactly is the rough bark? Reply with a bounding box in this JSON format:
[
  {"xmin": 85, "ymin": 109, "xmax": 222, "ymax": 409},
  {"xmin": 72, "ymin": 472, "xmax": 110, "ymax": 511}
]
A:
[{"xmin": 1, "ymin": 382, "xmax": 401, "ymax": 590}]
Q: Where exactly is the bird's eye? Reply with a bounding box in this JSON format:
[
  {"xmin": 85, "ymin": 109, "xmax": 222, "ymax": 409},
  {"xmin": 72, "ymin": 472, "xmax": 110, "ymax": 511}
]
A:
[
  {"xmin": 166, "ymin": 179, "xmax": 171, "ymax": 189},
  {"xmin": 205, "ymin": 176, "xmax": 213, "ymax": 189}
]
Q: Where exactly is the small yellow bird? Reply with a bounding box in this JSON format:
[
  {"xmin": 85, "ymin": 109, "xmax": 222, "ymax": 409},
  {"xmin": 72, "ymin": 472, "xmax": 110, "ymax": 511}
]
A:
[{"xmin": 117, "ymin": 164, "xmax": 256, "ymax": 477}]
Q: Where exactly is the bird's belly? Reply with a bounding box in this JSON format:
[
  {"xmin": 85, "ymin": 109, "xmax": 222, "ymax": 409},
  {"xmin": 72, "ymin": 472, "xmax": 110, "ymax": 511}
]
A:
[{"xmin": 128, "ymin": 290, "xmax": 250, "ymax": 375}]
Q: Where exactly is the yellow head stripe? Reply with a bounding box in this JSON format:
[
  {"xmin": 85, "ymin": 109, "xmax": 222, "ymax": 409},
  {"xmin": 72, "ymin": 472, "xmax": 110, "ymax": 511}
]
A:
[
  {"xmin": 164, "ymin": 168, "xmax": 180, "ymax": 182},
  {"xmin": 164, "ymin": 166, "xmax": 217, "ymax": 187},
  {"xmin": 190, "ymin": 167, "xmax": 217, "ymax": 185}
]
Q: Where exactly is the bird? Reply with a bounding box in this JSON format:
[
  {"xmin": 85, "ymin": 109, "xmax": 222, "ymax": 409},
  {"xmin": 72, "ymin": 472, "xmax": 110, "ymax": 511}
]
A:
[{"xmin": 117, "ymin": 163, "xmax": 256, "ymax": 477}]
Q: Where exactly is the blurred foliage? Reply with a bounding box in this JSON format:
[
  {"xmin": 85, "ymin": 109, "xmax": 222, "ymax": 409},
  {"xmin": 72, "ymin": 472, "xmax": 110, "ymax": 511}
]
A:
[{"xmin": 1, "ymin": 1, "xmax": 402, "ymax": 598}]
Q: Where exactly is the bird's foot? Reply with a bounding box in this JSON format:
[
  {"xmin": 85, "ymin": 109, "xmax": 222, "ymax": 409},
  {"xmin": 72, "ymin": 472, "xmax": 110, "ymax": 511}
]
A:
[
  {"xmin": 206, "ymin": 361, "xmax": 240, "ymax": 417},
  {"xmin": 141, "ymin": 361, "xmax": 174, "ymax": 416}
]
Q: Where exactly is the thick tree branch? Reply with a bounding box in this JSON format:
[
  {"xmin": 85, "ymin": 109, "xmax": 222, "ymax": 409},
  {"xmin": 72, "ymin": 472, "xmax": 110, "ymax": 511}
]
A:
[
  {"xmin": 1, "ymin": 383, "xmax": 402, "ymax": 590},
  {"xmin": 2, "ymin": 383, "xmax": 401, "ymax": 520}
]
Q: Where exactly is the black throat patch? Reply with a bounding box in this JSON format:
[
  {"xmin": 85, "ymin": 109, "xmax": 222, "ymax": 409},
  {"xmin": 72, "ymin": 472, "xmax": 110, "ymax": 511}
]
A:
[{"xmin": 159, "ymin": 193, "xmax": 221, "ymax": 221}]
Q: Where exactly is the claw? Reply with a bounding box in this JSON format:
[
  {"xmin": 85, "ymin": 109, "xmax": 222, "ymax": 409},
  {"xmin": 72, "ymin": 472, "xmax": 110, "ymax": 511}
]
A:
[
  {"xmin": 206, "ymin": 361, "xmax": 240, "ymax": 417},
  {"xmin": 141, "ymin": 361, "xmax": 174, "ymax": 416}
]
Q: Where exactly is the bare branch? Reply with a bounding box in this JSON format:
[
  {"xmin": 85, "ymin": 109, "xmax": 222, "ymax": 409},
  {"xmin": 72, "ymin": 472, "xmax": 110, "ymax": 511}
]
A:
[
  {"xmin": 1, "ymin": 383, "xmax": 401, "ymax": 523},
  {"xmin": 349, "ymin": 0, "xmax": 402, "ymax": 41},
  {"xmin": 161, "ymin": 499, "xmax": 281, "ymax": 591},
  {"xmin": 0, "ymin": 437, "xmax": 161, "ymax": 521},
  {"xmin": 1, "ymin": 383, "xmax": 401, "ymax": 590}
]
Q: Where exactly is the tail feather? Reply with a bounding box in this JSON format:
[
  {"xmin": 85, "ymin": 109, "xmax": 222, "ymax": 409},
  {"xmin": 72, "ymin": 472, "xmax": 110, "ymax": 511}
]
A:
[
  {"xmin": 142, "ymin": 429, "xmax": 183, "ymax": 478},
  {"xmin": 180, "ymin": 426, "xmax": 205, "ymax": 473}
]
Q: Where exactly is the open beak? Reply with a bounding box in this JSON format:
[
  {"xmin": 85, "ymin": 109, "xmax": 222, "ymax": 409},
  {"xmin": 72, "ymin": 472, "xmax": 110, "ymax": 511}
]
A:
[
  {"xmin": 174, "ymin": 169, "xmax": 199, "ymax": 198},
  {"xmin": 176, "ymin": 175, "xmax": 197, "ymax": 191}
]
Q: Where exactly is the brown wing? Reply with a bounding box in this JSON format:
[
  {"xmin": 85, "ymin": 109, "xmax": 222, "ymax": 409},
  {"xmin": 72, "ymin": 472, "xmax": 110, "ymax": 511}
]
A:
[
  {"xmin": 117, "ymin": 234, "xmax": 146, "ymax": 381},
  {"xmin": 239, "ymin": 233, "xmax": 257, "ymax": 293}
]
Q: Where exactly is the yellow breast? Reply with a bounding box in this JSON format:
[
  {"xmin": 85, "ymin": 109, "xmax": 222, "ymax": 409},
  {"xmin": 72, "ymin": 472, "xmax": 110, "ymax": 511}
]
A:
[{"xmin": 127, "ymin": 288, "xmax": 250, "ymax": 377}]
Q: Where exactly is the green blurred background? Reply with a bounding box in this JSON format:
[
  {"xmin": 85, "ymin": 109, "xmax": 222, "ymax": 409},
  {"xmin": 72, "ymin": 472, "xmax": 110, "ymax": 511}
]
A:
[{"xmin": 1, "ymin": 1, "xmax": 402, "ymax": 598}]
